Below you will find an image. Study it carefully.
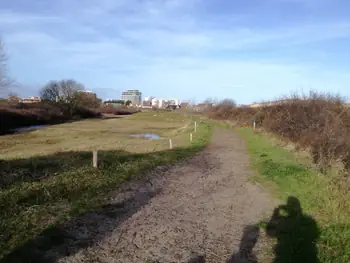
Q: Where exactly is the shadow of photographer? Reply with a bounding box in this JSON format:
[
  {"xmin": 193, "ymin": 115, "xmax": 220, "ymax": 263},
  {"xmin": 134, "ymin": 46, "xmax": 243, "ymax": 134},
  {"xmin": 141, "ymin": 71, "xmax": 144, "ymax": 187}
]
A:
[
  {"xmin": 266, "ymin": 196, "xmax": 320, "ymax": 263},
  {"xmin": 227, "ymin": 224, "xmax": 260, "ymax": 263},
  {"xmin": 139, "ymin": 197, "xmax": 320, "ymax": 263}
]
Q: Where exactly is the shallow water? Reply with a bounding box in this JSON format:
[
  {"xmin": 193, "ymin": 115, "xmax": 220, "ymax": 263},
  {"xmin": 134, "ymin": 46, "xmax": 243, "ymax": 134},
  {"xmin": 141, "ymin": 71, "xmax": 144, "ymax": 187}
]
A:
[
  {"xmin": 11, "ymin": 125, "xmax": 47, "ymax": 133},
  {"xmin": 129, "ymin": 133, "xmax": 162, "ymax": 140}
]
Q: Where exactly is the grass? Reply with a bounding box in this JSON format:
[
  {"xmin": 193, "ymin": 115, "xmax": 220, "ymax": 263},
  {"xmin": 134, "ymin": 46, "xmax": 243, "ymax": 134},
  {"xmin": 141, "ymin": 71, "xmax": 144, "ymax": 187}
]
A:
[
  {"xmin": 237, "ymin": 128, "xmax": 350, "ymax": 263},
  {"xmin": 0, "ymin": 112, "xmax": 213, "ymax": 260},
  {"xmin": 0, "ymin": 111, "xmax": 192, "ymax": 159}
]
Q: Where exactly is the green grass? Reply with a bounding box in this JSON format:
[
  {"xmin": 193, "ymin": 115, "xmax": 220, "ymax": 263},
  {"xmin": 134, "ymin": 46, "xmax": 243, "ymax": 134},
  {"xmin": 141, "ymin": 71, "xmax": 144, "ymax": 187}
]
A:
[
  {"xmin": 0, "ymin": 112, "xmax": 213, "ymax": 260},
  {"xmin": 237, "ymin": 128, "xmax": 350, "ymax": 263},
  {"xmin": 0, "ymin": 111, "xmax": 192, "ymax": 159}
]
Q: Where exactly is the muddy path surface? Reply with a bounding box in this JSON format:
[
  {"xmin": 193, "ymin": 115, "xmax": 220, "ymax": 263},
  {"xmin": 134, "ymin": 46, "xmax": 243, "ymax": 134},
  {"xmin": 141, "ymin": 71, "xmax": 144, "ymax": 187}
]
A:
[{"xmin": 6, "ymin": 129, "xmax": 274, "ymax": 263}]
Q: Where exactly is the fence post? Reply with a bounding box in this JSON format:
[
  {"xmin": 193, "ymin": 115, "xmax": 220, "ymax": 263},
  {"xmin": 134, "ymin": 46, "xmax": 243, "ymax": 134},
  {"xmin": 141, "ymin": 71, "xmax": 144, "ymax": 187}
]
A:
[
  {"xmin": 190, "ymin": 133, "xmax": 193, "ymax": 142},
  {"xmin": 195, "ymin": 121, "xmax": 197, "ymax": 132},
  {"xmin": 169, "ymin": 139, "xmax": 173, "ymax": 149},
  {"xmin": 93, "ymin": 151, "xmax": 98, "ymax": 168}
]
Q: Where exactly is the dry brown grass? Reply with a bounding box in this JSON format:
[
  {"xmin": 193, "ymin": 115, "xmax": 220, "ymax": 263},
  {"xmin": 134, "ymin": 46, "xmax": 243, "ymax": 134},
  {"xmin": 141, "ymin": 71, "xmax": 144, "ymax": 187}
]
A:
[
  {"xmin": 207, "ymin": 91, "xmax": 350, "ymax": 173},
  {"xmin": 100, "ymin": 104, "xmax": 140, "ymax": 115}
]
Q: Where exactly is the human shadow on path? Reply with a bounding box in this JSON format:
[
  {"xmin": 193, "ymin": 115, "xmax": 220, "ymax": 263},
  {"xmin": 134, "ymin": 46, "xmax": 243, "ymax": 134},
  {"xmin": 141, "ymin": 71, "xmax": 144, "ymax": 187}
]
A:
[
  {"xmin": 152, "ymin": 225, "xmax": 260, "ymax": 263},
  {"xmin": 266, "ymin": 196, "xmax": 320, "ymax": 263},
  {"xmin": 227, "ymin": 225, "xmax": 260, "ymax": 263},
  {"xmin": 187, "ymin": 255, "xmax": 206, "ymax": 263}
]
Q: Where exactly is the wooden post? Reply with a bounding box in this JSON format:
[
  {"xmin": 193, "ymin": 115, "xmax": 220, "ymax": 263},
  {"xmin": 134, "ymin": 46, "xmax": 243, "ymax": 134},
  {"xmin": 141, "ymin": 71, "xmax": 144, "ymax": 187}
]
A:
[
  {"xmin": 190, "ymin": 133, "xmax": 193, "ymax": 142},
  {"xmin": 253, "ymin": 120, "xmax": 256, "ymax": 130},
  {"xmin": 195, "ymin": 121, "xmax": 197, "ymax": 132},
  {"xmin": 169, "ymin": 139, "xmax": 173, "ymax": 149},
  {"xmin": 93, "ymin": 151, "xmax": 98, "ymax": 168}
]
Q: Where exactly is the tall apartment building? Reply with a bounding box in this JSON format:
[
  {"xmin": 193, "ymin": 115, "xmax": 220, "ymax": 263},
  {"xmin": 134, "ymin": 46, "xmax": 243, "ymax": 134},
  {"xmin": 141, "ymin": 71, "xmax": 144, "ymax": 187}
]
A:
[{"xmin": 121, "ymin": 90, "xmax": 142, "ymax": 105}]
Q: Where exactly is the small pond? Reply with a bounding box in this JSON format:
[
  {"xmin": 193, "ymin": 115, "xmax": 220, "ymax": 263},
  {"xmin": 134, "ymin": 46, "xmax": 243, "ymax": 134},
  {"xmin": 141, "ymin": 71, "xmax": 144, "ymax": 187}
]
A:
[
  {"xmin": 11, "ymin": 125, "xmax": 47, "ymax": 133},
  {"xmin": 129, "ymin": 133, "xmax": 162, "ymax": 140}
]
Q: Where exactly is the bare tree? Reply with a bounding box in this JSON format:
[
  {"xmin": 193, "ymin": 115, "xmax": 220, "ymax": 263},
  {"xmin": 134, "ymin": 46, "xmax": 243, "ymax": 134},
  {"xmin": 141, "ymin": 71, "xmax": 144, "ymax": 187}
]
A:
[
  {"xmin": 0, "ymin": 39, "xmax": 12, "ymax": 94},
  {"xmin": 40, "ymin": 80, "xmax": 60, "ymax": 101},
  {"xmin": 203, "ymin": 97, "xmax": 218, "ymax": 105},
  {"xmin": 40, "ymin": 79, "xmax": 85, "ymax": 102},
  {"xmin": 219, "ymin": 98, "xmax": 237, "ymax": 107},
  {"xmin": 59, "ymin": 79, "xmax": 84, "ymax": 102}
]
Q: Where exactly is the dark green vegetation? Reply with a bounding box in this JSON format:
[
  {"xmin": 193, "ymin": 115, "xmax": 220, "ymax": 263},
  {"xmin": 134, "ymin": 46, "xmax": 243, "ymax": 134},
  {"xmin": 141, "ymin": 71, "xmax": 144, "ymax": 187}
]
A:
[
  {"xmin": 238, "ymin": 128, "xmax": 350, "ymax": 263},
  {"xmin": 0, "ymin": 113, "xmax": 212, "ymax": 260}
]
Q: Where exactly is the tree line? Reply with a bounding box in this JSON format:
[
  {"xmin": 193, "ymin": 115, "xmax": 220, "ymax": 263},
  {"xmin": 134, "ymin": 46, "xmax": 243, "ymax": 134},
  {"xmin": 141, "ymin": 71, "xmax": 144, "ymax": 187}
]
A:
[
  {"xmin": 40, "ymin": 79, "xmax": 101, "ymax": 109},
  {"xmin": 0, "ymin": 38, "xmax": 101, "ymax": 109},
  {"xmin": 104, "ymin": 99, "xmax": 132, "ymax": 106},
  {"xmin": 0, "ymin": 39, "xmax": 12, "ymax": 95}
]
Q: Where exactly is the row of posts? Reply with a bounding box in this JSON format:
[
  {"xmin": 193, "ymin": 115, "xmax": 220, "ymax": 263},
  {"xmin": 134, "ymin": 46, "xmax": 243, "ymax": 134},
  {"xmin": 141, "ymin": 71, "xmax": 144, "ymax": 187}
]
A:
[
  {"xmin": 92, "ymin": 121, "xmax": 198, "ymax": 168},
  {"xmin": 169, "ymin": 120, "xmax": 197, "ymax": 149}
]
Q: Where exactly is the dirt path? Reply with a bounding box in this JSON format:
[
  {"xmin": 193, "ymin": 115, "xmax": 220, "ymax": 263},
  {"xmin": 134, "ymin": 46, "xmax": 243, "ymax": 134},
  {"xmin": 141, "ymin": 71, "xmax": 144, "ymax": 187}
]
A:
[{"xmin": 56, "ymin": 129, "xmax": 274, "ymax": 263}]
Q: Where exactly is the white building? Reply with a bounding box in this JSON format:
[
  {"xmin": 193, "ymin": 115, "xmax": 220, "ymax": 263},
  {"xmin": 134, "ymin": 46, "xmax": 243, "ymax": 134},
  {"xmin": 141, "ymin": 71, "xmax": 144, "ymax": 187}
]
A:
[
  {"xmin": 168, "ymin": 99, "xmax": 181, "ymax": 106},
  {"xmin": 151, "ymin": 98, "xmax": 158, "ymax": 107},
  {"xmin": 121, "ymin": 90, "xmax": 142, "ymax": 105},
  {"xmin": 148, "ymin": 97, "xmax": 183, "ymax": 108}
]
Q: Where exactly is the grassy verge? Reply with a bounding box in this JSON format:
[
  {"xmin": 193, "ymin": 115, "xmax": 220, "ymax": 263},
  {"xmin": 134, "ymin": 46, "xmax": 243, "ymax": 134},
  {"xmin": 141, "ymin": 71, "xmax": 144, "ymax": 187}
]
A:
[
  {"xmin": 0, "ymin": 112, "xmax": 212, "ymax": 260},
  {"xmin": 237, "ymin": 128, "xmax": 350, "ymax": 263}
]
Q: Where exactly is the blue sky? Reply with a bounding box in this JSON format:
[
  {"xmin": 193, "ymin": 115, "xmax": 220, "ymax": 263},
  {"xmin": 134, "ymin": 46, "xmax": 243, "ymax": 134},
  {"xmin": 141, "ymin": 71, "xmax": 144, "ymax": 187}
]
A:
[{"xmin": 1, "ymin": 0, "xmax": 350, "ymax": 103}]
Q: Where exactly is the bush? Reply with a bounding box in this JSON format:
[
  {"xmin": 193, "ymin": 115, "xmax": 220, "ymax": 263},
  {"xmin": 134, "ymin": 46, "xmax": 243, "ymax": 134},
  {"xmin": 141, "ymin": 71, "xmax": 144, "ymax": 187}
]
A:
[
  {"xmin": 0, "ymin": 102, "xmax": 100, "ymax": 134},
  {"xmin": 73, "ymin": 92, "xmax": 102, "ymax": 109},
  {"xmin": 207, "ymin": 92, "xmax": 350, "ymax": 172},
  {"xmin": 99, "ymin": 105, "xmax": 139, "ymax": 115}
]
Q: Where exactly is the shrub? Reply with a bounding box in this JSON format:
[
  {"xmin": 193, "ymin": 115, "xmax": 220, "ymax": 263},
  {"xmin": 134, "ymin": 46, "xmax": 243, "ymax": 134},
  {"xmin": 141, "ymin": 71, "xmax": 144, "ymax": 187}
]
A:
[
  {"xmin": 206, "ymin": 92, "xmax": 350, "ymax": 172},
  {"xmin": 99, "ymin": 105, "xmax": 139, "ymax": 115},
  {"xmin": 0, "ymin": 102, "xmax": 99, "ymax": 134}
]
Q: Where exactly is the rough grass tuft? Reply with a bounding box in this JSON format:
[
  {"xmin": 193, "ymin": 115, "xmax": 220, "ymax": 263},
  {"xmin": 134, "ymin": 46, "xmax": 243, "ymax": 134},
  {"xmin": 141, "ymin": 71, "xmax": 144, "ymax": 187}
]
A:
[
  {"xmin": 0, "ymin": 112, "xmax": 212, "ymax": 260},
  {"xmin": 238, "ymin": 128, "xmax": 350, "ymax": 263}
]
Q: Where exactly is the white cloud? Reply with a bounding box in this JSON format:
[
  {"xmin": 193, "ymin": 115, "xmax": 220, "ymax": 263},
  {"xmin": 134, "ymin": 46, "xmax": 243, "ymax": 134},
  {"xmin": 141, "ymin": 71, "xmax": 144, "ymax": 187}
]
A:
[
  {"xmin": 0, "ymin": 10, "xmax": 62, "ymax": 25},
  {"xmin": 1, "ymin": 0, "xmax": 350, "ymax": 102},
  {"xmin": 6, "ymin": 31, "xmax": 57, "ymax": 45}
]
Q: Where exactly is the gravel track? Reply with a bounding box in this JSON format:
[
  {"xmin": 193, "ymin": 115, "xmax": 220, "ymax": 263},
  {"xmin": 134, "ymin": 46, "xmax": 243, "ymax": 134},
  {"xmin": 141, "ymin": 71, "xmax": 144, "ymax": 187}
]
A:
[{"xmin": 37, "ymin": 129, "xmax": 274, "ymax": 263}]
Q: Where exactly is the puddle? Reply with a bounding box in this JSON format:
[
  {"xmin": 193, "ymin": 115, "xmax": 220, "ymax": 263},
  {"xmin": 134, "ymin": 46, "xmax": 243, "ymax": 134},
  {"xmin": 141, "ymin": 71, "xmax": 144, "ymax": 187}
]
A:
[
  {"xmin": 11, "ymin": 125, "xmax": 47, "ymax": 133},
  {"xmin": 130, "ymin": 133, "xmax": 162, "ymax": 140}
]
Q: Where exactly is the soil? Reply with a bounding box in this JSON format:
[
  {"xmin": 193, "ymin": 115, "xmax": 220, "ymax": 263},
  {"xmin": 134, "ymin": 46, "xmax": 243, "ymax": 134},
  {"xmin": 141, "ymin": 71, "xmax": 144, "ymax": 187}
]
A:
[{"xmin": 9, "ymin": 129, "xmax": 275, "ymax": 263}]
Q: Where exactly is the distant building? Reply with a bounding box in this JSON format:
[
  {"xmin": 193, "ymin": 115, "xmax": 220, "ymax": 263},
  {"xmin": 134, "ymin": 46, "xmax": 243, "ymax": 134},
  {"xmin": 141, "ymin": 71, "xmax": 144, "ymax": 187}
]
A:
[
  {"xmin": 21, "ymin": 96, "xmax": 41, "ymax": 103},
  {"xmin": 8, "ymin": 95, "xmax": 21, "ymax": 104},
  {"xmin": 158, "ymin": 99, "xmax": 166, "ymax": 108},
  {"xmin": 151, "ymin": 98, "xmax": 158, "ymax": 107},
  {"xmin": 105, "ymin": 102, "xmax": 124, "ymax": 108},
  {"xmin": 121, "ymin": 90, "xmax": 142, "ymax": 105},
  {"xmin": 157, "ymin": 99, "xmax": 172, "ymax": 109},
  {"xmin": 143, "ymin": 96, "xmax": 154, "ymax": 106},
  {"xmin": 144, "ymin": 97, "xmax": 183, "ymax": 108},
  {"xmin": 168, "ymin": 99, "xmax": 181, "ymax": 106},
  {"xmin": 180, "ymin": 102, "xmax": 189, "ymax": 108}
]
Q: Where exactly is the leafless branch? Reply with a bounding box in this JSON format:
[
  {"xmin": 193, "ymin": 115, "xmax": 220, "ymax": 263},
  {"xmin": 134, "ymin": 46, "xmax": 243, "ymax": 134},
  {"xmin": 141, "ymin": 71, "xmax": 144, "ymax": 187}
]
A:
[{"xmin": 0, "ymin": 38, "xmax": 14, "ymax": 94}]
